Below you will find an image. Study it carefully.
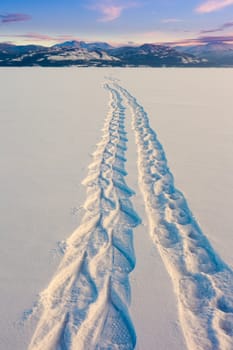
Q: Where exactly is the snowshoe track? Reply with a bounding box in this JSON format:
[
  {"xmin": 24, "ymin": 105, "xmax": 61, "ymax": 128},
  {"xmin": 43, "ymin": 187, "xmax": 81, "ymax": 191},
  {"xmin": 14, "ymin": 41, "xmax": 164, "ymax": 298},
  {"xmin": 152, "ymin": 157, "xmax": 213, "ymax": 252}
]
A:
[
  {"xmin": 29, "ymin": 79, "xmax": 233, "ymax": 350},
  {"xmin": 29, "ymin": 84, "xmax": 140, "ymax": 350}
]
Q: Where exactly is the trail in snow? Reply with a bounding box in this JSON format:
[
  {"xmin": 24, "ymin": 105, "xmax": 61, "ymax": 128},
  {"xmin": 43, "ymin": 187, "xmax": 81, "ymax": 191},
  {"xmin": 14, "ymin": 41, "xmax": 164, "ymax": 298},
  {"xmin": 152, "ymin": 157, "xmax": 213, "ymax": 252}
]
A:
[
  {"xmin": 113, "ymin": 82, "xmax": 233, "ymax": 350},
  {"xmin": 29, "ymin": 78, "xmax": 233, "ymax": 350},
  {"xmin": 29, "ymin": 84, "xmax": 140, "ymax": 350}
]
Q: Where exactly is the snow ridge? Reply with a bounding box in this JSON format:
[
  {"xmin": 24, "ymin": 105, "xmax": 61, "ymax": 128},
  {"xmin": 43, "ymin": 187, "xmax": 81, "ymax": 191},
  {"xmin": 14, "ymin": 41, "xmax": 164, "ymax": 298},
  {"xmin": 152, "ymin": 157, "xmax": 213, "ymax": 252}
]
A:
[
  {"xmin": 113, "ymin": 82, "xmax": 233, "ymax": 350},
  {"xmin": 29, "ymin": 85, "xmax": 140, "ymax": 350}
]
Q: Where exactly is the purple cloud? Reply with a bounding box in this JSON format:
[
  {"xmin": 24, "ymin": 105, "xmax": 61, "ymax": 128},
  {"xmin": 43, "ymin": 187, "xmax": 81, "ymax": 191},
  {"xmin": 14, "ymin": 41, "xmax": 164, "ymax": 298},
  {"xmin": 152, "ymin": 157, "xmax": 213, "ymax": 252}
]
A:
[
  {"xmin": 199, "ymin": 34, "xmax": 233, "ymax": 43},
  {"xmin": 0, "ymin": 13, "xmax": 31, "ymax": 24},
  {"xmin": 200, "ymin": 21, "xmax": 233, "ymax": 34},
  {"xmin": 163, "ymin": 34, "xmax": 233, "ymax": 46}
]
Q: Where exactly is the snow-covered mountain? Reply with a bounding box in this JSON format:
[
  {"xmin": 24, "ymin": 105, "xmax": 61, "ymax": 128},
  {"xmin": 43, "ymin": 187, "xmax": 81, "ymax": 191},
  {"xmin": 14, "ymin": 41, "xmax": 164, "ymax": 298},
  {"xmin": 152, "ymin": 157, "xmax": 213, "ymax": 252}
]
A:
[
  {"xmin": 0, "ymin": 40, "xmax": 232, "ymax": 66},
  {"xmin": 175, "ymin": 42, "xmax": 233, "ymax": 65},
  {"xmin": 0, "ymin": 42, "xmax": 119, "ymax": 66},
  {"xmin": 53, "ymin": 40, "xmax": 85, "ymax": 49},
  {"xmin": 46, "ymin": 49, "xmax": 119, "ymax": 63},
  {"xmin": 109, "ymin": 43, "xmax": 206, "ymax": 66},
  {"xmin": 53, "ymin": 40, "xmax": 113, "ymax": 51}
]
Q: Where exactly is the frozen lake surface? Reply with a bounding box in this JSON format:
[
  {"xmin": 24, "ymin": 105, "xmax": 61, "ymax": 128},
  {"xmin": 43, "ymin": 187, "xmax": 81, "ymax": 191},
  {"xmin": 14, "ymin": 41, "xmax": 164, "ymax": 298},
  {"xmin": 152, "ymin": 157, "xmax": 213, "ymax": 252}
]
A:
[{"xmin": 0, "ymin": 68, "xmax": 233, "ymax": 349}]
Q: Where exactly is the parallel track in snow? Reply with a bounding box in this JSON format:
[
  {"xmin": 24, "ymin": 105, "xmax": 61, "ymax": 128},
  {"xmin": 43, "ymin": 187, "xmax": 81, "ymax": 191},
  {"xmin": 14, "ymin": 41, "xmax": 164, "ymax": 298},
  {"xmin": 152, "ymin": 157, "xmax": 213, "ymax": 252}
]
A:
[
  {"xmin": 114, "ymin": 82, "xmax": 233, "ymax": 350},
  {"xmin": 29, "ymin": 84, "xmax": 140, "ymax": 350},
  {"xmin": 29, "ymin": 80, "xmax": 233, "ymax": 350}
]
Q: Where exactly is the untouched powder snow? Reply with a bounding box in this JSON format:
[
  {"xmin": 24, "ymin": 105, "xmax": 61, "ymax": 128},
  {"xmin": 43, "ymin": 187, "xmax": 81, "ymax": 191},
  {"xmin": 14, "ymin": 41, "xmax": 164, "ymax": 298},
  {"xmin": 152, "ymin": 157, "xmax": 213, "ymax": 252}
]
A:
[
  {"xmin": 0, "ymin": 69, "xmax": 109, "ymax": 349},
  {"xmin": 0, "ymin": 68, "xmax": 233, "ymax": 349}
]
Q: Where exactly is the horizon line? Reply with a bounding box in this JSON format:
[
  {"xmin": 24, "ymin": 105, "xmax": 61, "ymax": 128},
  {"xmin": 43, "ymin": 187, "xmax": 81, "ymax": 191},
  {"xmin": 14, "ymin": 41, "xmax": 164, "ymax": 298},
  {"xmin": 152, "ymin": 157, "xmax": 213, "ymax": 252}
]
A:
[{"xmin": 1, "ymin": 37, "xmax": 233, "ymax": 48}]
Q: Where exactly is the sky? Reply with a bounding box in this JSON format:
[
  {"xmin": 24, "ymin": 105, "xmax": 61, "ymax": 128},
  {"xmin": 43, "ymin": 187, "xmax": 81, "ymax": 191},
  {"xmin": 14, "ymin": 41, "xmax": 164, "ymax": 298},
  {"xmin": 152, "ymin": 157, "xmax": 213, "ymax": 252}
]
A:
[{"xmin": 0, "ymin": 0, "xmax": 233, "ymax": 46}]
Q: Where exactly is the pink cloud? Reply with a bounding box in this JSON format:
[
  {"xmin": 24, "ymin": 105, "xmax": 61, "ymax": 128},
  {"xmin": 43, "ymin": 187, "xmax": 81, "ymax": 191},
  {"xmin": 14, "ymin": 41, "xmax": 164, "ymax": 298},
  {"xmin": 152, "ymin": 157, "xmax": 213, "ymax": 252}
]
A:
[
  {"xmin": 161, "ymin": 18, "xmax": 183, "ymax": 24},
  {"xmin": 89, "ymin": 1, "xmax": 139, "ymax": 22},
  {"xmin": 98, "ymin": 5, "xmax": 124, "ymax": 22},
  {"xmin": 196, "ymin": 0, "xmax": 233, "ymax": 13},
  {"xmin": 0, "ymin": 32, "xmax": 81, "ymax": 43},
  {"xmin": 19, "ymin": 33, "xmax": 54, "ymax": 41},
  {"xmin": 0, "ymin": 13, "xmax": 31, "ymax": 23}
]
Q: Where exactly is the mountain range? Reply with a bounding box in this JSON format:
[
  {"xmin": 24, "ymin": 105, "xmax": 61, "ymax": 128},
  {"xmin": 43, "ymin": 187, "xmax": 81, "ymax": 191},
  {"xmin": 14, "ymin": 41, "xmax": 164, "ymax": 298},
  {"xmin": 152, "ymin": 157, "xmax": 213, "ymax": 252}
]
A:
[{"xmin": 0, "ymin": 40, "xmax": 232, "ymax": 67}]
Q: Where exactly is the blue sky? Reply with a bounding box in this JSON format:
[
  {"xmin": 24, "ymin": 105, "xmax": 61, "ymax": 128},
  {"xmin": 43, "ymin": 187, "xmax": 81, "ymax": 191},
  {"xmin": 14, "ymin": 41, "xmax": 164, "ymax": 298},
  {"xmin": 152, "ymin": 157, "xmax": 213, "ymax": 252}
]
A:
[{"xmin": 0, "ymin": 0, "xmax": 233, "ymax": 46}]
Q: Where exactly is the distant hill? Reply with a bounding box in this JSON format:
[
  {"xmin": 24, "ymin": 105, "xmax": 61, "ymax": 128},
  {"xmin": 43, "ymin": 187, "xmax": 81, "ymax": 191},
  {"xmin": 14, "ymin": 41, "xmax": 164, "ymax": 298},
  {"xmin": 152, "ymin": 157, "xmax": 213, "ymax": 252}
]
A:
[
  {"xmin": 175, "ymin": 42, "xmax": 233, "ymax": 66},
  {"xmin": 53, "ymin": 40, "xmax": 113, "ymax": 51},
  {"xmin": 0, "ymin": 40, "xmax": 232, "ymax": 67}
]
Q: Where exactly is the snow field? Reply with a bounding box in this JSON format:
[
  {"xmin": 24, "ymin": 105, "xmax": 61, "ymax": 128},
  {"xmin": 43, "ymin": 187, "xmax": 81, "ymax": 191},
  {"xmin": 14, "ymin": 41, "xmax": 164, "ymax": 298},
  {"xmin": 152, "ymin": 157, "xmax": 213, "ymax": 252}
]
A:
[
  {"xmin": 0, "ymin": 68, "xmax": 232, "ymax": 350},
  {"xmin": 29, "ymin": 76, "xmax": 233, "ymax": 350}
]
